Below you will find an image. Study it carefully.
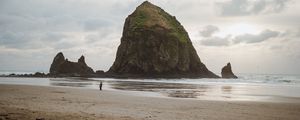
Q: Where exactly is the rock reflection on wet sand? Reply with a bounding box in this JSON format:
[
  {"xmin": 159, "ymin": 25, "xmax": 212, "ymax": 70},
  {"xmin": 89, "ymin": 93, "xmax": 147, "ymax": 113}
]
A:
[
  {"xmin": 109, "ymin": 81, "xmax": 213, "ymax": 99},
  {"xmin": 46, "ymin": 79, "xmax": 240, "ymax": 100},
  {"xmin": 49, "ymin": 79, "xmax": 212, "ymax": 98},
  {"xmin": 50, "ymin": 82, "xmax": 93, "ymax": 87},
  {"xmin": 110, "ymin": 81, "xmax": 197, "ymax": 90},
  {"xmin": 49, "ymin": 78, "xmax": 96, "ymax": 88},
  {"xmin": 44, "ymin": 78, "xmax": 300, "ymax": 102},
  {"xmin": 166, "ymin": 90, "xmax": 206, "ymax": 98},
  {"xmin": 222, "ymin": 86, "xmax": 232, "ymax": 94}
]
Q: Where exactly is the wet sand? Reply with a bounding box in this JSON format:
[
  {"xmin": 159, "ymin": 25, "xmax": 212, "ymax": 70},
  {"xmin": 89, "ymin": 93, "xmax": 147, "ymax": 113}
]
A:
[{"xmin": 1, "ymin": 84, "xmax": 300, "ymax": 120}]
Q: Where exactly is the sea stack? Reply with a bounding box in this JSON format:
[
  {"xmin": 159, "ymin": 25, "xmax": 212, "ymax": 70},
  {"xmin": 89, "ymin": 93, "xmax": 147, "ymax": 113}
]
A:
[
  {"xmin": 49, "ymin": 52, "xmax": 65, "ymax": 74},
  {"xmin": 108, "ymin": 1, "xmax": 218, "ymax": 78},
  {"xmin": 49, "ymin": 52, "xmax": 94, "ymax": 76},
  {"xmin": 221, "ymin": 62, "xmax": 238, "ymax": 79}
]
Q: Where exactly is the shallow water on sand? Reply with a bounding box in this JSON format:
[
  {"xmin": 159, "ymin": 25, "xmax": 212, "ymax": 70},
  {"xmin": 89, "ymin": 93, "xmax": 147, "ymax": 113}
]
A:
[{"xmin": 1, "ymin": 74, "xmax": 300, "ymax": 102}]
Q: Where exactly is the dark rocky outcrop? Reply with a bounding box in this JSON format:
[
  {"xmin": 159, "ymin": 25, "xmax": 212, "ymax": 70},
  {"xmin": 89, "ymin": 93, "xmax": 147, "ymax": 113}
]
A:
[
  {"xmin": 49, "ymin": 52, "xmax": 94, "ymax": 76},
  {"xmin": 5, "ymin": 72, "xmax": 50, "ymax": 77},
  {"xmin": 221, "ymin": 63, "xmax": 238, "ymax": 79},
  {"xmin": 78, "ymin": 55, "xmax": 87, "ymax": 66},
  {"xmin": 49, "ymin": 52, "xmax": 65, "ymax": 74},
  {"xmin": 108, "ymin": 1, "xmax": 219, "ymax": 78},
  {"xmin": 96, "ymin": 70, "xmax": 105, "ymax": 74}
]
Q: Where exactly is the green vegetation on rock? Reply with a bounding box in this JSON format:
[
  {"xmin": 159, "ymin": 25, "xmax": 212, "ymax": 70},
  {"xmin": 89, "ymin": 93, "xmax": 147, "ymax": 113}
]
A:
[
  {"xmin": 158, "ymin": 10, "xmax": 189, "ymax": 43},
  {"xmin": 130, "ymin": 1, "xmax": 189, "ymax": 43},
  {"xmin": 132, "ymin": 10, "xmax": 148, "ymax": 29}
]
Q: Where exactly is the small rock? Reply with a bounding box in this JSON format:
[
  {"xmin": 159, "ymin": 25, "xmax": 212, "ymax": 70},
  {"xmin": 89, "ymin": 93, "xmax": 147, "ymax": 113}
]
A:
[{"xmin": 221, "ymin": 62, "xmax": 238, "ymax": 79}]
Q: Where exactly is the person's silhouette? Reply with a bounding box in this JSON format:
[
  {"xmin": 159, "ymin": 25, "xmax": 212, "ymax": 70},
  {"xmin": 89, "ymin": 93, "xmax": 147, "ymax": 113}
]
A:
[{"xmin": 99, "ymin": 82, "xmax": 103, "ymax": 91}]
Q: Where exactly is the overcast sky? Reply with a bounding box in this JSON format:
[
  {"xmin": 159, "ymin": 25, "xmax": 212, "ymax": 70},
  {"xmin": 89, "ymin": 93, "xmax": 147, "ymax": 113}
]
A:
[{"xmin": 0, "ymin": 0, "xmax": 299, "ymax": 75}]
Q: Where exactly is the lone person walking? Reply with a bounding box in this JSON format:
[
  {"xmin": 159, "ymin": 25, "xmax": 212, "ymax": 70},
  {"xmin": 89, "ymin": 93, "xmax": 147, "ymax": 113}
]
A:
[{"xmin": 99, "ymin": 81, "xmax": 103, "ymax": 91}]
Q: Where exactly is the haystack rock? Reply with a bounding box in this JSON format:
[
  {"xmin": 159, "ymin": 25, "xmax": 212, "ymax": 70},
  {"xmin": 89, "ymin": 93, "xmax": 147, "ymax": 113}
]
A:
[
  {"xmin": 108, "ymin": 1, "xmax": 219, "ymax": 78},
  {"xmin": 221, "ymin": 62, "xmax": 238, "ymax": 79},
  {"xmin": 49, "ymin": 52, "xmax": 94, "ymax": 76}
]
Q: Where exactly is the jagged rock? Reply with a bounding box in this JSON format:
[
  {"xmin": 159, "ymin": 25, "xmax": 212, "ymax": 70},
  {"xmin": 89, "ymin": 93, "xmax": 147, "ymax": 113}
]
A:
[
  {"xmin": 49, "ymin": 52, "xmax": 65, "ymax": 74},
  {"xmin": 49, "ymin": 52, "xmax": 94, "ymax": 76},
  {"xmin": 78, "ymin": 55, "xmax": 87, "ymax": 66},
  {"xmin": 221, "ymin": 63, "xmax": 238, "ymax": 79},
  {"xmin": 108, "ymin": 1, "xmax": 218, "ymax": 78}
]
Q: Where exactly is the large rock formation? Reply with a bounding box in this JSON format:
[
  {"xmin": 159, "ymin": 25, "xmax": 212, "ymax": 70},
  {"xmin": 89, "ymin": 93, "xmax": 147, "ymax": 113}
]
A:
[
  {"xmin": 49, "ymin": 52, "xmax": 94, "ymax": 76},
  {"xmin": 221, "ymin": 63, "xmax": 238, "ymax": 79},
  {"xmin": 108, "ymin": 1, "xmax": 218, "ymax": 78}
]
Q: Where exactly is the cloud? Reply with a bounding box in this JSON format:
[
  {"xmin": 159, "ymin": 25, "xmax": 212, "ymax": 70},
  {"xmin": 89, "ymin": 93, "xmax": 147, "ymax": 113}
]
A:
[
  {"xmin": 0, "ymin": 0, "xmax": 141, "ymax": 72},
  {"xmin": 201, "ymin": 36, "xmax": 231, "ymax": 46},
  {"xmin": 0, "ymin": 32, "xmax": 37, "ymax": 49},
  {"xmin": 199, "ymin": 27, "xmax": 281, "ymax": 46},
  {"xmin": 233, "ymin": 29, "xmax": 280, "ymax": 43},
  {"xmin": 82, "ymin": 19, "xmax": 112, "ymax": 31},
  {"xmin": 199, "ymin": 25, "xmax": 219, "ymax": 37},
  {"xmin": 215, "ymin": 0, "xmax": 290, "ymax": 16},
  {"xmin": 296, "ymin": 28, "xmax": 300, "ymax": 37},
  {"xmin": 84, "ymin": 29, "xmax": 118, "ymax": 44},
  {"xmin": 270, "ymin": 45, "xmax": 283, "ymax": 50},
  {"xmin": 0, "ymin": 0, "xmax": 133, "ymax": 50},
  {"xmin": 42, "ymin": 33, "xmax": 67, "ymax": 42},
  {"xmin": 0, "ymin": 31, "xmax": 78, "ymax": 49}
]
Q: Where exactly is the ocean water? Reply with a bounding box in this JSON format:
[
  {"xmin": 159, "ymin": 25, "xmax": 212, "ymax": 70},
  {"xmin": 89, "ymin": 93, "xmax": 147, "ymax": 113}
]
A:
[{"xmin": 0, "ymin": 73, "xmax": 300, "ymax": 102}]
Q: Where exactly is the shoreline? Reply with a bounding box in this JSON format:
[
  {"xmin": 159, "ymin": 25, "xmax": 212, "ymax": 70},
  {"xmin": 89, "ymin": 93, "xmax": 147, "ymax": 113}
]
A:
[
  {"xmin": 1, "ymin": 77, "xmax": 300, "ymax": 103},
  {"xmin": 0, "ymin": 73, "xmax": 221, "ymax": 79},
  {"xmin": 1, "ymin": 84, "xmax": 300, "ymax": 120}
]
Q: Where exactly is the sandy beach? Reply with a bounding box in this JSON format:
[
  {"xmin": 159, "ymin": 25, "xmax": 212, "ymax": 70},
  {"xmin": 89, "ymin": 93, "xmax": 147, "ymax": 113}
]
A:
[{"xmin": 0, "ymin": 84, "xmax": 300, "ymax": 120}]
